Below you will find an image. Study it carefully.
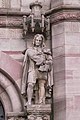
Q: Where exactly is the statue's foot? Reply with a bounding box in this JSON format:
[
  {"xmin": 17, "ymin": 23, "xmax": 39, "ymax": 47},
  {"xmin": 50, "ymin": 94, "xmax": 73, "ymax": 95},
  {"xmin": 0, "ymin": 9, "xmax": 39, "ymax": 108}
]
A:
[
  {"xmin": 39, "ymin": 98, "xmax": 45, "ymax": 104},
  {"xmin": 25, "ymin": 102, "xmax": 31, "ymax": 107},
  {"xmin": 39, "ymin": 100, "xmax": 43, "ymax": 104}
]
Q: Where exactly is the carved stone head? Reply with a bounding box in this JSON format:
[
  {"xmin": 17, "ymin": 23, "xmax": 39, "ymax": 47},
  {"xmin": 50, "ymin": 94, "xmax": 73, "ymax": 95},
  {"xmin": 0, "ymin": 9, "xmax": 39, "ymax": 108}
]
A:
[{"xmin": 33, "ymin": 34, "xmax": 45, "ymax": 47}]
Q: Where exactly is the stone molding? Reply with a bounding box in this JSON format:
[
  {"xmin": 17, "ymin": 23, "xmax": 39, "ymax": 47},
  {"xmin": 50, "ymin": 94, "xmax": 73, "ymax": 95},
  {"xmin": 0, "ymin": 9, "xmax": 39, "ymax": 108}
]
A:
[
  {"xmin": 45, "ymin": 6, "xmax": 80, "ymax": 24},
  {"xmin": 0, "ymin": 6, "xmax": 80, "ymax": 26},
  {"xmin": 51, "ymin": 10, "xmax": 80, "ymax": 24},
  {"xmin": 0, "ymin": 10, "xmax": 30, "ymax": 28},
  {"xmin": 7, "ymin": 112, "xmax": 26, "ymax": 120},
  {"xmin": 0, "ymin": 16, "xmax": 22, "ymax": 27},
  {"xmin": 27, "ymin": 104, "xmax": 51, "ymax": 120},
  {"xmin": 27, "ymin": 104, "xmax": 51, "ymax": 114}
]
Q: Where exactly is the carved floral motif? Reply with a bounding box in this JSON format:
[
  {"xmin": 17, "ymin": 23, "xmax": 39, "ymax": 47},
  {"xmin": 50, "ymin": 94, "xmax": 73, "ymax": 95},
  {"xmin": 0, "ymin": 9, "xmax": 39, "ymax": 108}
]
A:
[{"xmin": 51, "ymin": 10, "xmax": 80, "ymax": 24}]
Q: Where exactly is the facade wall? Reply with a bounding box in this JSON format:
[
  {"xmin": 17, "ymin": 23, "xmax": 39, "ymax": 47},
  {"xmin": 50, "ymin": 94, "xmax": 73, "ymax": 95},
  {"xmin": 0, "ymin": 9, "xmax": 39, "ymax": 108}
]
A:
[
  {"xmin": 0, "ymin": 0, "xmax": 51, "ymax": 119},
  {"xmin": 52, "ymin": 22, "xmax": 66, "ymax": 120},
  {"xmin": 51, "ymin": 0, "xmax": 80, "ymax": 120},
  {"xmin": 65, "ymin": 22, "xmax": 80, "ymax": 120},
  {"xmin": 0, "ymin": 0, "xmax": 80, "ymax": 120}
]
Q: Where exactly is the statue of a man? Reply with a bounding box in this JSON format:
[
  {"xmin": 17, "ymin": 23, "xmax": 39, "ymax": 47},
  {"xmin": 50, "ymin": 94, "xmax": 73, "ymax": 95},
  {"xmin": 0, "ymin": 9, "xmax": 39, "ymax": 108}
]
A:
[{"xmin": 21, "ymin": 34, "xmax": 53, "ymax": 105}]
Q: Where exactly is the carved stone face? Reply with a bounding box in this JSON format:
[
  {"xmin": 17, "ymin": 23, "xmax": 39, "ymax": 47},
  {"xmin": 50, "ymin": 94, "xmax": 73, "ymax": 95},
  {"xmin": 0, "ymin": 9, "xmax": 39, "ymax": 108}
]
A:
[{"xmin": 35, "ymin": 36, "xmax": 43, "ymax": 47}]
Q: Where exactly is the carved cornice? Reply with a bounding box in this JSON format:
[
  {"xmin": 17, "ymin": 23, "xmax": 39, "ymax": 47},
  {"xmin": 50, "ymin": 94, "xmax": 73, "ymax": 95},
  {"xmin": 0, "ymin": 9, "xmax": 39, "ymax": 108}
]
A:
[
  {"xmin": 0, "ymin": 16, "xmax": 23, "ymax": 28},
  {"xmin": 0, "ymin": 10, "xmax": 30, "ymax": 28},
  {"xmin": 45, "ymin": 5, "xmax": 80, "ymax": 24},
  {"xmin": 51, "ymin": 10, "xmax": 80, "ymax": 24},
  {"xmin": 27, "ymin": 104, "xmax": 51, "ymax": 114}
]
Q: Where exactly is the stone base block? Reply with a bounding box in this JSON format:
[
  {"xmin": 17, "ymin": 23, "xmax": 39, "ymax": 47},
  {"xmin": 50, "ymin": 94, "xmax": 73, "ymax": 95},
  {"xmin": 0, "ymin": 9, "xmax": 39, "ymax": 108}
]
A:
[{"xmin": 26, "ymin": 104, "xmax": 51, "ymax": 120}]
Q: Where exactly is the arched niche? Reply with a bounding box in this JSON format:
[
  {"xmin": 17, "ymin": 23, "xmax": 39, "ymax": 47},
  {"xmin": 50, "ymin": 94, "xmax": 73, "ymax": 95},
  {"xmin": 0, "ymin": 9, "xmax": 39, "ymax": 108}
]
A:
[
  {"xmin": 0, "ymin": 101, "xmax": 5, "ymax": 120},
  {"xmin": 0, "ymin": 69, "xmax": 24, "ymax": 115}
]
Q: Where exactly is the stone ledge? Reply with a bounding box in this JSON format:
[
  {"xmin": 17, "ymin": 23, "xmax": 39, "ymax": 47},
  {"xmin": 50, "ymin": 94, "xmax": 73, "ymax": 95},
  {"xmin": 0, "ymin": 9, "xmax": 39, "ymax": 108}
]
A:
[
  {"xmin": 27, "ymin": 104, "xmax": 51, "ymax": 114},
  {"xmin": 0, "ymin": 8, "xmax": 30, "ymax": 16},
  {"xmin": 45, "ymin": 5, "xmax": 80, "ymax": 24},
  {"xmin": 7, "ymin": 112, "xmax": 25, "ymax": 117},
  {"xmin": 45, "ymin": 5, "xmax": 80, "ymax": 16}
]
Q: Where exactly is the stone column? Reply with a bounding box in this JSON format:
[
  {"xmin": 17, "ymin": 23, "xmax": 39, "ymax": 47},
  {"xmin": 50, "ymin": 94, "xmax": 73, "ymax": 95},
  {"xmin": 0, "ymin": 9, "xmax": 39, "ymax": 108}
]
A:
[{"xmin": 50, "ymin": 0, "xmax": 80, "ymax": 120}]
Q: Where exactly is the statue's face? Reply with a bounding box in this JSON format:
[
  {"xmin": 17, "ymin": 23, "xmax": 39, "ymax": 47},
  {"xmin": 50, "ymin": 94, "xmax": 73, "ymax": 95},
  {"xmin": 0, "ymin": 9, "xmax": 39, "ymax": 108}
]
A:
[{"xmin": 35, "ymin": 36, "xmax": 43, "ymax": 47}]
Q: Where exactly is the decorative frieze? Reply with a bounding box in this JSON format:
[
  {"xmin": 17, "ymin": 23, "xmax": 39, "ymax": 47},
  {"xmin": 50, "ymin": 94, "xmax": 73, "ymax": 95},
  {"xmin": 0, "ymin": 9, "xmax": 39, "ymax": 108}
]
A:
[
  {"xmin": 0, "ymin": 11, "xmax": 29, "ymax": 28},
  {"xmin": 0, "ymin": 16, "xmax": 23, "ymax": 28},
  {"xmin": 45, "ymin": 6, "xmax": 80, "ymax": 24},
  {"xmin": 27, "ymin": 104, "xmax": 51, "ymax": 120},
  {"xmin": 51, "ymin": 10, "xmax": 80, "ymax": 24}
]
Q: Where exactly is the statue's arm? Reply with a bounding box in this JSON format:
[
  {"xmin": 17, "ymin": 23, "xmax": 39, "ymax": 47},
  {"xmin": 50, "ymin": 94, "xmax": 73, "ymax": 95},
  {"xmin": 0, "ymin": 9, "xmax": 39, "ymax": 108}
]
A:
[
  {"xmin": 45, "ymin": 55, "xmax": 53, "ymax": 65},
  {"xmin": 27, "ymin": 49, "xmax": 44, "ymax": 65},
  {"xmin": 21, "ymin": 50, "xmax": 28, "ymax": 95},
  {"xmin": 22, "ymin": 50, "xmax": 28, "ymax": 67}
]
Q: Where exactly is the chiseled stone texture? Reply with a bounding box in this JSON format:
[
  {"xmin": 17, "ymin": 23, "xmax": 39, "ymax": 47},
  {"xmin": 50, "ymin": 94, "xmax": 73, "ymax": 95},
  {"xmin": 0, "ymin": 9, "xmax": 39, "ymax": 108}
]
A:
[
  {"xmin": 64, "ymin": 22, "xmax": 80, "ymax": 120},
  {"xmin": 0, "ymin": 51, "xmax": 22, "ymax": 83},
  {"xmin": 0, "ymin": 0, "xmax": 9, "ymax": 8},
  {"xmin": 63, "ymin": 0, "xmax": 80, "ymax": 5},
  {"xmin": 52, "ymin": 22, "xmax": 66, "ymax": 120},
  {"xmin": 51, "ymin": 0, "xmax": 80, "ymax": 9},
  {"xmin": 21, "ymin": 0, "xmax": 50, "ymax": 12},
  {"xmin": 11, "ymin": 0, "xmax": 21, "ymax": 9},
  {"xmin": 0, "ymin": 51, "xmax": 23, "ymax": 115},
  {"xmin": 52, "ymin": 21, "xmax": 80, "ymax": 120},
  {"xmin": 0, "ymin": 72, "xmax": 22, "ymax": 112},
  {"xmin": 51, "ymin": 0, "xmax": 63, "ymax": 8},
  {"xmin": 0, "ymin": 28, "xmax": 25, "ymax": 50},
  {"xmin": 0, "ymin": 28, "xmax": 26, "ymax": 62},
  {"xmin": 0, "ymin": 0, "xmax": 21, "ymax": 9}
]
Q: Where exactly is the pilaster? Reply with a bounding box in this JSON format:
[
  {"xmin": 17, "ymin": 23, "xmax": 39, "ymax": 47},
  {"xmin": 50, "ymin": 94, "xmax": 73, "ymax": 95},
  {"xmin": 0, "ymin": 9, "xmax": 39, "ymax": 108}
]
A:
[{"xmin": 50, "ymin": 0, "xmax": 80, "ymax": 120}]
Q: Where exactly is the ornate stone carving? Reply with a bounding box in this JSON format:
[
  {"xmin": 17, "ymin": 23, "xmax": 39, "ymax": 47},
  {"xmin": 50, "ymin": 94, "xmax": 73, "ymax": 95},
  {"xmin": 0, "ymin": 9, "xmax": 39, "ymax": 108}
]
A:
[
  {"xmin": 27, "ymin": 105, "xmax": 51, "ymax": 120},
  {"xmin": 48, "ymin": 7, "xmax": 80, "ymax": 24},
  {"xmin": 21, "ymin": 34, "xmax": 53, "ymax": 105},
  {"xmin": 51, "ymin": 11, "xmax": 80, "ymax": 24},
  {"xmin": 0, "ymin": 16, "xmax": 23, "ymax": 28}
]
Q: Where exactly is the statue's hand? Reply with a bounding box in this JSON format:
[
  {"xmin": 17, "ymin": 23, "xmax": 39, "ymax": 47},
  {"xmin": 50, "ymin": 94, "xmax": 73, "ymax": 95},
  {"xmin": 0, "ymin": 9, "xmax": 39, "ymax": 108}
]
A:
[
  {"xmin": 22, "ymin": 61, "xmax": 26, "ymax": 67},
  {"xmin": 36, "ymin": 59, "xmax": 45, "ymax": 66},
  {"xmin": 36, "ymin": 61, "xmax": 43, "ymax": 65}
]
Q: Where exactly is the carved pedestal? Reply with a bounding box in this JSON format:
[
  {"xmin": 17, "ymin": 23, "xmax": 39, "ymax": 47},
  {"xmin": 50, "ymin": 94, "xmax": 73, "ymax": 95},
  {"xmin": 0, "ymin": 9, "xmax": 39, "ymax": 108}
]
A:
[{"xmin": 26, "ymin": 104, "xmax": 51, "ymax": 120}]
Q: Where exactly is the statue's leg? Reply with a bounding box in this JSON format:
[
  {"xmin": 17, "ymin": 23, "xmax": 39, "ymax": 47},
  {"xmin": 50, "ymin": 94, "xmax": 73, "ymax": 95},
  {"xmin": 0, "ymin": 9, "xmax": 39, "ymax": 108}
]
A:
[
  {"xmin": 26, "ymin": 83, "xmax": 34, "ymax": 105},
  {"xmin": 38, "ymin": 80, "xmax": 46, "ymax": 104}
]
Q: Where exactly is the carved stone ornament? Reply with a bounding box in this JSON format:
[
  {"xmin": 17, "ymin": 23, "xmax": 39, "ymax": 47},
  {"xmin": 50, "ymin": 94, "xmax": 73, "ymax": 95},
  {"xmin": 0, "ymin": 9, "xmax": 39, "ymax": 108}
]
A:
[
  {"xmin": 0, "ymin": 16, "xmax": 23, "ymax": 28},
  {"xmin": 45, "ymin": 6, "xmax": 80, "ymax": 24},
  {"xmin": 27, "ymin": 104, "xmax": 51, "ymax": 120},
  {"xmin": 51, "ymin": 11, "xmax": 80, "ymax": 24},
  {"xmin": 21, "ymin": 34, "xmax": 53, "ymax": 105},
  {"xmin": 28, "ymin": 114, "xmax": 50, "ymax": 120}
]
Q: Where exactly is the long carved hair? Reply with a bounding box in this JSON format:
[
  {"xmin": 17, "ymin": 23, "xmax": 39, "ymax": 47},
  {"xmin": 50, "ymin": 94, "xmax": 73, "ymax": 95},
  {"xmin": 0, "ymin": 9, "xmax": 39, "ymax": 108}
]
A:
[{"xmin": 33, "ymin": 34, "xmax": 46, "ymax": 48}]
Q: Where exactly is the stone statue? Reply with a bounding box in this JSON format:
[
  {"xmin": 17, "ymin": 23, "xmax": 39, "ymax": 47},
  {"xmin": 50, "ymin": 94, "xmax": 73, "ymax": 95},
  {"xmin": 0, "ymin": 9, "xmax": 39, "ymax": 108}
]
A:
[{"xmin": 21, "ymin": 34, "xmax": 53, "ymax": 105}]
